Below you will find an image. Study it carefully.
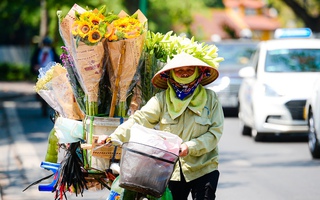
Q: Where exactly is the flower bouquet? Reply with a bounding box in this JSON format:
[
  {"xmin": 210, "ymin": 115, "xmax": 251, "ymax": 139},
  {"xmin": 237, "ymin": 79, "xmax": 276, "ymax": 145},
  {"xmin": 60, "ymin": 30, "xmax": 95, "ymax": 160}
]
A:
[
  {"xmin": 34, "ymin": 62, "xmax": 85, "ymax": 167},
  {"xmin": 35, "ymin": 62, "xmax": 84, "ymax": 120},
  {"xmin": 58, "ymin": 4, "xmax": 111, "ymax": 116},
  {"xmin": 105, "ymin": 9, "xmax": 147, "ymax": 118},
  {"xmin": 29, "ymin": 3, "xmax": 227, "ymax": 199},
  {"xmin": 34, "ymin": 4, "xmax": 148, "ymax": 198}
]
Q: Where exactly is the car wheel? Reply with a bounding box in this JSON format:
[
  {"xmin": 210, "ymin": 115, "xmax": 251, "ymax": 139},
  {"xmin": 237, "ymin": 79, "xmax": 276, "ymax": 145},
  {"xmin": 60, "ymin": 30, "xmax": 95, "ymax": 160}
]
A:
[
  {"xmin": 308, "ymin": 110, "xmax": 320, "ymax": 159},
  {"xmin": 251, "ymin": 129, "xmax": 264, "ymax": 142},
  {"xmin": 242, "ymin": 124, "xmax": 251, "ymax": 136}
]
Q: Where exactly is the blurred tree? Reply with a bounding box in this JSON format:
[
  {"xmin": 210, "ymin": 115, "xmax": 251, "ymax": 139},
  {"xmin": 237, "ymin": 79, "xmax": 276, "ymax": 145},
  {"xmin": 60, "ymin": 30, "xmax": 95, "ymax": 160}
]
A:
[
  {"xmin": 2, "ymin": 0, "xmax": 320, "ymax": 46},
  {"xmin": 0, "ymin": 0, "xmax": 210, "ymax": 46},
  {"xmin": 0, "ymin": 1, "xmax": 39, "ymax": 45},
  {"xmin": 202, "ymin": 0, "xmax": 225, "ymax": 8},
  {"xmin": 0, "ymin": 0, "xmax": 122, "ymax": 46},
  {"xmin": 121, "ymin": 0, "xmax": 139, "ymax": 14},
  {"xmin": 280, "ymin": 0, "xmax": 320, "ymax": 32},
  {"xmin": 122, "ymin": 0, "xmax": 207, "ymax": 37}
]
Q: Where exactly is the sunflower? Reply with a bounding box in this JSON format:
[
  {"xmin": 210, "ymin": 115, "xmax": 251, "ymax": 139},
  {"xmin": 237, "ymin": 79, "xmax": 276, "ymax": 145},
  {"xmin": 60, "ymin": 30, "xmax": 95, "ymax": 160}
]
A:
[
  {"xmin": 88, "ymin": 29, "xmax": 102, "ymax": 43},
  {"xmin": 71, "ymin": 21, "xmax": 80, "ymax": 35},
  {"xmin": 77, "ymin": 21, "xmax": 91, "ymax": 38},
  {"xmin": 109, "ymin": 16, "xmax": 143, "ymax": 41},
  {"xmin": 128, "ymin": 17, "xmax": 141, "ymax": 27},
  {"xmin": 79, "ymin": 11, "xmax": 92, "ymax": 21},
  {"xmin": 89, "ymin": 15, "xmax": 102, "ymax": 26}
]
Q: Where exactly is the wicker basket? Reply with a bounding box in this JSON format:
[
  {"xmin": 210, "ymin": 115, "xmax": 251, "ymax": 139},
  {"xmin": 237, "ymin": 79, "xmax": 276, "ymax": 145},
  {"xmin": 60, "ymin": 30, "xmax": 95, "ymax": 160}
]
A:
[{"xmin": 119, "ymin": 142, "xmax": 178, "ymax": 198}]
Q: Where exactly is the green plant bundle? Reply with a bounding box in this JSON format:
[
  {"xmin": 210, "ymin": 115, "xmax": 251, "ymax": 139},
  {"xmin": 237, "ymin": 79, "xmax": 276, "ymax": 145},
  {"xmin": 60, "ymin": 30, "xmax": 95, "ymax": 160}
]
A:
[{"xmin": 144, "ymin": 30, "xmax": 224, "ymax": 67}]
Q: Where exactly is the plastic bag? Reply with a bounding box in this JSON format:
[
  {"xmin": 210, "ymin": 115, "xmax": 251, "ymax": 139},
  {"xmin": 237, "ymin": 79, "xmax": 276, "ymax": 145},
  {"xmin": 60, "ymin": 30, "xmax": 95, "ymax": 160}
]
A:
[
  {"xmin": 54, "ymin": 116, "xmax": 83, "ymax": 143},
  {"xmin": 129, "ymin": 123, "xmax": 182, "ymax": 155}
]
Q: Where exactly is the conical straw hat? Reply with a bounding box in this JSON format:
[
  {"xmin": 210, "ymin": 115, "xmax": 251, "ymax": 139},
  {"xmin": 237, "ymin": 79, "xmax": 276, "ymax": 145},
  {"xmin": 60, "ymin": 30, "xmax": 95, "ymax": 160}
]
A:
[{"xmin": 151, "ymin": 53, "xmax": 219, "ymax": 89}]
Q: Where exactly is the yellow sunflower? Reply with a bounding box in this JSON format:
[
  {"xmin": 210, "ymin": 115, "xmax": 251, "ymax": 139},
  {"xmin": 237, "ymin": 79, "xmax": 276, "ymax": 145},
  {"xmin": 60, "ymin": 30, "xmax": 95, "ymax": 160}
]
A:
[
  {"xmin": 113, "ymin": 17, "xmax": 129, "ymax": 31},
  {"xmin": 71, "ymin": 21, "xmax": 80, "ymax": 35},
  {"xmin": 127, "ymin": 17, "xmax": 141, "ymax": 27},
  {"xmin": 77, "ymin": 20, "xmax": 91, "ymax": 38},
  {"xmin": 79, "ymin": 11, "xmax": 93, "ymax": 21},
  {"xmin": 88, "ymin": 29, "xmax": 102, "ymax": 43},
  {"xmin": 89, "ymin": 15, "xmax": 102, "ymax": 26},
  {"xmin": 125, "ymin": 29, "xmax": 141, "ymax": 39},
  {"xmin": 109, "ymin": 16, "xmax": 142, "ymax": 41}
]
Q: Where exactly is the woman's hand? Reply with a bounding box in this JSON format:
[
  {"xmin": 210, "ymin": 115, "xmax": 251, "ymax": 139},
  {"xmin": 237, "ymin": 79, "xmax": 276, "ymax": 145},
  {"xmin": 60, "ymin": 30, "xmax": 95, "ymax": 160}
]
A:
[
  {"xmin": 179, "ymin": 143, "xmax": 189, "ymax": 157},
  {"xmin": 97, "ymin": 135, "xmax": 110, "ymax": 144}
]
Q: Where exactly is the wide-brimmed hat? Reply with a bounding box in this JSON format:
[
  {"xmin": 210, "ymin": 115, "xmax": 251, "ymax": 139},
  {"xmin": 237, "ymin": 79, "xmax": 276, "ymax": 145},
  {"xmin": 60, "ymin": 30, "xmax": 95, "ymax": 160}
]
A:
[{"xmin": 151, "ymin": 53, "xmax": 219, "ymax": 89}]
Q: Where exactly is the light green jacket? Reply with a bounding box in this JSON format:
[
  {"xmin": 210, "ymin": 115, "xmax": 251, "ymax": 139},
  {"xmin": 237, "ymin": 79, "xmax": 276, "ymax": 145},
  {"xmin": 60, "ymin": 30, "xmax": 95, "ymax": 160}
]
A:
[{"xmin": 110, "ymin": 88, "xmax": 224, "ymax": 182}]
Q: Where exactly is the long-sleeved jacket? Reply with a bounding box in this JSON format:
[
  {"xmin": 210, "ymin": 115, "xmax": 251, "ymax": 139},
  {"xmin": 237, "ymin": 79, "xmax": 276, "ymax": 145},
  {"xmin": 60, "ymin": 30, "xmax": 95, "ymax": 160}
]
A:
[{"xmin": 110, "ymin": 88, "xmax": 224, "ymax": 182}]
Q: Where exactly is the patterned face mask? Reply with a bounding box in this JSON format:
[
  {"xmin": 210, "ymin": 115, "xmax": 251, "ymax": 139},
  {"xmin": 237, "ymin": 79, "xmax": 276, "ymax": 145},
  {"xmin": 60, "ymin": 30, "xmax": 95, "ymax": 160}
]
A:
[
  {"xmin": 168, "ymin": 68, "xmax": 205, "ymax": 100},
  {"xmin": 160, "ymin": 67, "xmax": 211, "ymax": 100}
]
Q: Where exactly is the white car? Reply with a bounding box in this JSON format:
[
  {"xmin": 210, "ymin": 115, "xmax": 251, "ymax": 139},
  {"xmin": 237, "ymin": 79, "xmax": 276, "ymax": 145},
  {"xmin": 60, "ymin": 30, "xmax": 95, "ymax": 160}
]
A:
[
  {"xmin": 304, "ymin": 76, "xmax": 320, "ymax": 158},
  {"xmin": 238, "ymin": 28, "xmax": 320, "ymax": 141}
]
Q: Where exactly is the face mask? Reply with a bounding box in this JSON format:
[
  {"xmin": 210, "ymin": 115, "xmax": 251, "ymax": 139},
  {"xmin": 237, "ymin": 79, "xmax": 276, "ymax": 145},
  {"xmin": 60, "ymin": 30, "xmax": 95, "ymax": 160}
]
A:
[
  {"xmin": 168, "ymin": 67, "xmax": 204, "ymax": 100},
  {"xmin": 171, "ymin": 67, "xmax": 199, "ymax": 84}
]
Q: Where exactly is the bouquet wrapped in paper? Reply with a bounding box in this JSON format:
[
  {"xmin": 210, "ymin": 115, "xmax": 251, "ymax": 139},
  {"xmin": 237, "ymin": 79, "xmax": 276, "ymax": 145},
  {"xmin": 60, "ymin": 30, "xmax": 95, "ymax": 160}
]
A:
[
  {"xmin": 58, "ymin": 4, "xmax": 147, "ymax": 118},
  {"xmin": 34, "ymin": 62, "xmax": 85, "ymax": 168},
  {"xmin": 35, "ymin": 62, "xmax": 84, "ymax": 120},
  {"xmin": 106, "ymin": 9, "xmax": 147, "ymax": 117},
  {"xmin": 43, "ymin": 5, "xmax": 148, "ymax": 197},
  {"xmin": 58, "ymin": 4, "xmax": 113, "ymax": 116}
]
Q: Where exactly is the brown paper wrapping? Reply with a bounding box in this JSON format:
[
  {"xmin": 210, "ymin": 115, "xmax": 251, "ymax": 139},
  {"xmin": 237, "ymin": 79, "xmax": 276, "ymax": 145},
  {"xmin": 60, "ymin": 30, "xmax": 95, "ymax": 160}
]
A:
[
  {"xmin": 107, "ymin": 10, "xmax": 147, "ymax": 102},
  {"xmin": 107, "ymin": 35, "xmax": 145, "ymax": 102},
  {"xmin": 71, "ymin": 39, "xmax": 106, "ymax": 102},
  {"xmin": 52, "ymin": 67, "xmax": 84, "ymax": 120},
  {"xmin": 59, "ymin": 4, "xmax": 86, "ymax": 49},
  {"xmin": 59, "ymin": 4, "xmax": 106, "ymax": 103}
]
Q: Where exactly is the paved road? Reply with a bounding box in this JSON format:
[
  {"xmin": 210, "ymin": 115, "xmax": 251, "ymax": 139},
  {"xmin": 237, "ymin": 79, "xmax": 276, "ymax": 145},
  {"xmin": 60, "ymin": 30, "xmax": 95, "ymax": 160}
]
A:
[
  {"xmin": 0, "ymin": 81, "xmax": 111, "ymax": 200},
  {"xmin": 1, "ymin": 81, "xmax": 320, "ymax": 200}
]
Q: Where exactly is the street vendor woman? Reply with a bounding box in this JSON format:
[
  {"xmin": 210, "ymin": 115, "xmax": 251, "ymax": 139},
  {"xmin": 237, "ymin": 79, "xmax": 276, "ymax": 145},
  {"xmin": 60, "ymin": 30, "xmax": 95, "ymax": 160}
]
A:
[{"xmin": 99, "ymin": 52, "xmax": 224, "ymax": 200}]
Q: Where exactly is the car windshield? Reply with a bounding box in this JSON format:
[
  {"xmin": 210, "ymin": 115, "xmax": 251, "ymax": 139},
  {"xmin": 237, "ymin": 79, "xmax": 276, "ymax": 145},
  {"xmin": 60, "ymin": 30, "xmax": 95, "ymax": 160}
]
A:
[
  {"xmin": 265, "ymin": 49, "xmax": 320, "ymax": 72},
  {"xmin": 215, "ymin": 42, "xmax": 257, "ymax": 70}
]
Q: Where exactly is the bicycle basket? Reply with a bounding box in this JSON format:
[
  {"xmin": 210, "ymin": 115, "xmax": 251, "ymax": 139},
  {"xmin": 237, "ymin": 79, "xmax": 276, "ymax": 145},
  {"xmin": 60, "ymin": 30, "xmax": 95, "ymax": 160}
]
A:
[{"xmin": 119, "ymin": 142, "xmax": 178, "ymax": 198}]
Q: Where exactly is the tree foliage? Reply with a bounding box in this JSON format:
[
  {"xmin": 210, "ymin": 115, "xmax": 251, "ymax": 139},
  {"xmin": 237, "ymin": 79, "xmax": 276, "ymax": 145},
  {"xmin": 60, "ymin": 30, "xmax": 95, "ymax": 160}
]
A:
[
  {"xmin": 0, "ymin": 0, "xmax": 210, "ymax": 46},
  {"xmin": 202, "ymin": 0, "xmax": 224, "ymax": 8},
  {"xmin": 269, "ymin": 0, "xmax": 320, "ymax": 33},
  {"xmin": 280, "ymin": 0, "xmax": 320, "ymax": 32},
  {"xmin": 122, "ymin": 0, "xmax": 206, "ymax": 36},
  {"xmin": 0, "ymin": 0, "xmax": 123, "ymax": 46},
  {"xmin": 4, "ymin": 0, "xmax": 319, "ymax": 47}
]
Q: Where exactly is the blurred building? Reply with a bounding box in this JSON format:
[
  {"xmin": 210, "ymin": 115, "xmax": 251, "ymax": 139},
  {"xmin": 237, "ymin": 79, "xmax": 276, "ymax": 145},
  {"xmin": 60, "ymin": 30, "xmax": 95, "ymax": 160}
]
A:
[{"xmin": 191, "ymin": 0, "xmax": 281, "ymax": 41}]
